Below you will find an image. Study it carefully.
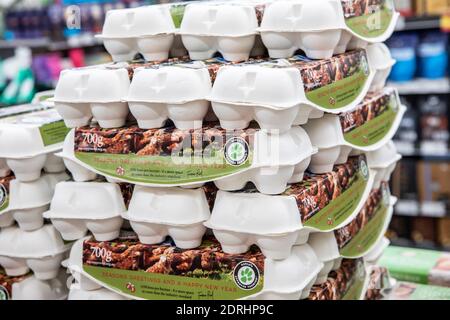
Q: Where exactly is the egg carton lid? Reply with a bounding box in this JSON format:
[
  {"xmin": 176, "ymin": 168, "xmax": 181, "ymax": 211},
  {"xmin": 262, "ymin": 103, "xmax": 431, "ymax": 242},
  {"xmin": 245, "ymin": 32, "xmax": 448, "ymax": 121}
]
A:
[
  {"xmin": 0, "ymin": 224, "xmax": 71, "ymax": 259},
  {"xmin": 0, "ymin": 108, "xmax": 68, "ymax": 159},
  {"xmin": 43, "ymin": 181, "xmax": 127, "ymax": 220},
  {"xmin": 124, "ymin": 186, "xmax": 210, "ymax": 225},
  {"xmin": 366, "ymin": 141, "xmax": 402, "ymax": 169}
]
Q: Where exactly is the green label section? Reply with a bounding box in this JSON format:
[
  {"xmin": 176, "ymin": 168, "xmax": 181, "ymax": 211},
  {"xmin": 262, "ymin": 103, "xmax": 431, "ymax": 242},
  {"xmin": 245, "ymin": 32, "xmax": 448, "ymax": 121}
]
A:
[
  {"xmin": 39, "ymin": 121, "xmax": 70, "ymax": 147},
  {"xmin": 305, "ymin": 69, "xmax": 368, "ymax": 110},
  {"xmin": 0, "ymin": 197, "xmax": 9, "ymax": 213},
  {"xmin": 343, "ymin": 107, "xmax": 397, "ymax": 147},
  {"xmin": 342, "ymin": 269, "xmax": 366, "ymax": 300},
  {"xmin": 339, "ymin": 204, "xmax": 389, "ymax": 258},
  {"xmin": 170, "ymin": 4, "xmax": 187, "ymax": 28},
  {"xmin": 84, "ymin": 266, "xmax": 263, "ymax": 300},
  {"xmin": 379, "ymin": 247, "xmax": 442, "ymax": 285},
  {"xmin": 304, "ymin": 171, "xmax": 368, "ymax": 231},
  {"xmin": 391, "ymin": 282, "xmax": 450, "ymax": 300},
  {"xmin": 75, "ymin": 152, "xmax": 252, "ymax": 185},
  {"xmin": 344, "ymin": 7, "xmax": 394, "ymax": 38}
]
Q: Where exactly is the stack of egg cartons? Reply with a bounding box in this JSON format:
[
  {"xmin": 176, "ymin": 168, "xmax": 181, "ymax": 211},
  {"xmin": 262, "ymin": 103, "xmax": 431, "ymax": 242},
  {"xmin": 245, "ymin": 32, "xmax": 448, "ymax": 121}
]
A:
[
  {"xmin": 0, "ymin": 104, "xmax": 71, "ymax": 300},
  {"xmin": 49, "ymin": 0, "xmax": 402, "ymax": 300}
]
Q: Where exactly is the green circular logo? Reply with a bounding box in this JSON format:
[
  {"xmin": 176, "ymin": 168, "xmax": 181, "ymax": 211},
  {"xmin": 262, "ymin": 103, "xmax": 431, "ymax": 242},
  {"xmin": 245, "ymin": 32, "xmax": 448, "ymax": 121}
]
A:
[
  {"xmin": 0, "ymin": 286, "xmax": 9, "ymax": 300},
  {"xmin": 233, "ymin": 261, "xmax": 259, "ymax": 290},
  {"xmin": 224, "ymin": 137, "xmax": 249, "ymax": 166},
  {"xmin": 359, "ymin": 158, "xmax": 369, "ymax": 181}
]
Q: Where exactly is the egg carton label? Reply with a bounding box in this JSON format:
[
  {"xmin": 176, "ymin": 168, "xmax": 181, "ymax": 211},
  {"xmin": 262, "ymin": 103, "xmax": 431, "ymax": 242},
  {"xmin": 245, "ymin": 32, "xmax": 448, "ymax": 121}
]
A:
[
  {"xmin": 82, "ymin": 236, "xmax": 264, "ymax": 300},
  {"xmin": 0, "ymin": 268, "xmax": 31, "ymax": 300},
  {"xmin": 0, "ymin": 174, "xmax": 15, "ymax": 213},
  {"xmin": 340, "ymin": 87, "xmax": 400, "ymax": 147},
  {"xmin": 290, "ymin": 49, "xmax": 370, "ymax": 110},
  {"xmin": 308, "ymin": 259, "xmax": 367, "ymax": 300},
  {"xmin": 335, "ymin": 182, "xmax": 391, "ymax": 258},
  {"xmin": 341, "ymin": 0, "xmax": 395, "ymax": 38},
  {"xmin": 73, "ymin": 125, "xmax": 254, "ymax": 185},
  {"xmin": 283, "ymin": 155, "xmax": 370, "ymax": 231}
]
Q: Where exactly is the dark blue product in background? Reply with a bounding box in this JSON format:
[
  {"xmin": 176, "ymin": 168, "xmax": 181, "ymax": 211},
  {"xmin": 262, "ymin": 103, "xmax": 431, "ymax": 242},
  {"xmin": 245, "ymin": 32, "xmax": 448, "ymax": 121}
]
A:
[
  {"xmin": 387, "ymin": 33, "xmax": 418, "ymax": 82},
  {"xmin": 417, "ymin": 32, "xmax": 448, "ymax": 79}
]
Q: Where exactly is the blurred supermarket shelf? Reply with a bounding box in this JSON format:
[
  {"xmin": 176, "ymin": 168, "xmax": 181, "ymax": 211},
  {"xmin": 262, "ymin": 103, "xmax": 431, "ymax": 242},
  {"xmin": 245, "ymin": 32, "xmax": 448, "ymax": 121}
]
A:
[
  {"xmin": 0, "ymin": 34, "xmax": 103, "ymax": 51},
  {"xmin": 388, "ymin": 78, "xmax": 450, "ymax": 95},
  {"xmin": 395, "ymin": 15, "xmax": 442, "ymax": 31},
  {"xmin": 395, "ymin": 199, "xmax": 447, "ymax": 217}
]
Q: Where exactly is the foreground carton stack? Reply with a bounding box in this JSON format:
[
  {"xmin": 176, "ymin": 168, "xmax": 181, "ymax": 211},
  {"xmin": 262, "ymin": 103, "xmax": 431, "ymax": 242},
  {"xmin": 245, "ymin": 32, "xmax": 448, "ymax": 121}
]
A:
[{"xmin": 0, "ymin": 0, "xmax": 401, "ymax": 300}]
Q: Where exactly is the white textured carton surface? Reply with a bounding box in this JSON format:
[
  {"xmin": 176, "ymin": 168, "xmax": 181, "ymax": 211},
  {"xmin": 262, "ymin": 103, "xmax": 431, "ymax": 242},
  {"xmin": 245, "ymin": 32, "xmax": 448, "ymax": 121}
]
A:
[
  {"xmin": 11, "ymin": 269, "xmax": 69, "ymax": 300},
  {"xmin": 126, "ymin": 62, "xmax": 213, "ymax": 130},
  {"xmin": 0, "ymin": 173, "xmax": 70, "ymax": 231},
  {"xmin": 180, "ymin": 3, "xmax": 260, "ymax": 61},
  {"xmin": 304, "ymin": 88, "xmax": 406, "ymax": 173},
  {"xmin": 259, "ymin": 0, "xmax": 399, "ymax": 59},
  {"xmin": 366, "ymin": 141, "xmax": 401, "ymax": 188},
  {"xmin": 96, "ymin": 5, "xmax": 179, "ymax": 62},
  {"xmin": 69, "ymin": 285, "xmax": 129, "ymax": 300},
  {"xmin": 124, "ymin": 186, "xmax": 210, "ymax": 249},
  {"xmin": 0, "ymin": 225, "xmax": 71, "ymax": 280},
  {"xmin": 43, "ymin": 182, "xmax": 126, "ymax": 241},
  {"xmin": 54, "ymin": 68, "xmax": 131, "ymax": 128},
  {"xmin": 366, "ymin": 43, "xmax": 396, "ymax": 92}
]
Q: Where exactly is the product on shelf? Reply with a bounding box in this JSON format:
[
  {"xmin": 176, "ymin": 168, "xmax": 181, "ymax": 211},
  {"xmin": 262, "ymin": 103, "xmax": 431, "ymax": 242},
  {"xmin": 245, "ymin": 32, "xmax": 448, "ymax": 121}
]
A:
[
  {"xmin": 386, "ymin": 33, "xmax": 418, "ymax": 82},
  {"xmin": 380, "ymin": 246, "xmax": 450, "ymax": 288},
  {"xmin": 259, "ymin": 0, "xmax": 399, "ymax": 59},
  {"xmin": 0, "ymin": 106, "xmax": 70, "ymax": 182},
  {"xmin": 0, "ymin": 268, "xmax": 68, "ymax": 300},
  {"xmin": 0, "ymin": 173, "xmax": 70, "ymax": 231},
  {"xmin": 418, "ymin": 95, "xmax": 449, "ymax": 155},
  {"xmin": 417, "ymin": 161, "xmax": 450, "ymax": 217},
  {"xmin": 307, "ymin": 258, "xmax": 369, "ymax": 300},
  {"xmin": 365, "ymin": 140, "xmax": 402, "ymax": 188},
  {"xmin": 43, "ymin": 182, "xmax": 127, "ymax": 241},
  {"xmin": 393, "ymin": 97, "xmax": 419, "ymax": 155},
  {"xmin": 123, "ymin": 186, "xmax": 210, "ymax": 249},
  {"xmin": 96, "ymin": 4, "xmax": 186, "ymax": 61},
  {"xmin": 179, "ymin": 1, "xmax": 268, "ymax": 61},
  {"xmin": 364, "ymin": 265, "xmax": 393, "ymax": 300},
  {"xmin": 417, "ymin": 32, "xmax": 448, "ymax": 79},
  {"xmin": 308, "ymin": 185, "xmax": 395, "ymax": 284},
  {"xmin": 0, "ymin": 225, "xmax": 71, "ymax": 280},
  {"xmin": 210, "ymin": 49, "xmax": 375, "ymax": 130},
  {"xmin": 60, "ymin": 124, "xmax": 315, "ymax": 194},
  {"xmin": 76, "ymin": 234, "xmax": 323, "ymax": 300},
  {"xmin": 303, "ymin": 87, "xmax": 406, "ymax": 173},
  {"xmin": 205, "ymin": 156, "xmax": 374, "ymax": 260}
]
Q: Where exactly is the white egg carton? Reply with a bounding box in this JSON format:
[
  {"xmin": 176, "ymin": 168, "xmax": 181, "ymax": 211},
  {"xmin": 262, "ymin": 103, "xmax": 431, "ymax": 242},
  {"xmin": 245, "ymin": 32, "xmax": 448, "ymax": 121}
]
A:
[
  {"xmin": 69, "ymin": 284, "xmax": 129, "ymax": 300},
  {"xmin": 366, "ymin": 141, "xmax": 401, "ymax": 189},
  {"xmin": 366, "ymin": 43, "xmax": 396, "ymax": 92},
  {"xmin": 2, "ymin": 269, "xmax": 69, "ymax": 300},
  {"xmin": 259, "ymin": 0, "xmax": 399, "ymax": 59},
  {"xmin": 76, "ymin": 233, "xmax": 323, "ymax": 300},
  {"xmin": 43, "ymin": 181, "xmax": 126, "ymax": 241},
  {"xmin": 0, "ymin": 173, "xmax": 70, "ymax": 231},
  {"xmin": 65, "ymin": 125, "xmax": 315, "ymax": 194},
  {"xmin": 63, "ymin": 237, "xmax": 103, "ymax": 292},
  {"xmin": 0, "ymin": 108, "xmax": 69, "ymax": 182},
  {"xmin": 96, "ymin": 5, "xmax": 185, "ymax": 62},
  {"xmin": 309, "ymin": 195, "xmax": 396, "ymax": 285},
  {"xmin": 363, "ymin": 236, "xmax": 390, "ymax": 266},
  {"xmin": 124, "ymin": 186, "xmax": 210, "ymax": 249},
  {"xmin": 210, "ymin": 49, "xmax": 375, "ymax": 132},
  {"xmin": 206, "ymin": 155, "xmax": 374, "ymax": 260},
  {"xmin": 0, "ymin": 225, "xmax": 71, "ymax": 280},
  {"xmin": 304, "ymin": 88, "xmax": 406, "ymax": 173},
  {"xmin": 126, "ymin": 59, "xmax": 227, "ymax": 130},
  {"xmin": 54, "ymin": 67, "xmax": 131, "ymax": 129},
  {"xmin": 179, "ymin": 2, "xmax": 267, "ymax": 62}
]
